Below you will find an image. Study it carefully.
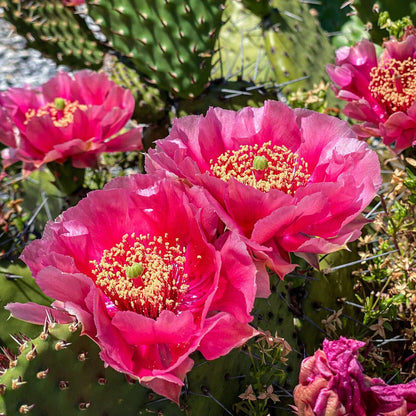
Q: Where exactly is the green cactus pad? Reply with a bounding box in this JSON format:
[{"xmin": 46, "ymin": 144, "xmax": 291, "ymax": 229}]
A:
[
  {"xmin": 102, "ymin": 54, "xmax": 169, "ymax": 124},
  {"xmin": 263, "ymin": 0, "xmax": 335, "ymax": 92},
  {"xmin": 87, "ymin": 0, "xmax": 225, "ymax": 99},
  {"xmin": 0, "ymin": 324, "xmax": 156, "ymax": 415},
  {"xmin": 241, "ymin": 0, "xmax": 272, "ymax": 17},
  {"xmin": 0, "ymin": 0, "xmax": 106, "ymax": 69},
  {"xmin": 213, "ymin": 1, "xmax": 275, "ymax": 84}
]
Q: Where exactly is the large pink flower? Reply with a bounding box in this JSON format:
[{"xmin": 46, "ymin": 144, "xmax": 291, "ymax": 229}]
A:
[
  {"xmin": 0, "ymin": 70, "xmax": 142, "ymax": 175},
  {"xmin": 326, "ymin": 33, "xmax": 416, "ymax": 152},
  {"xmin": 146, "ymin": 101, "xmax": 381, "ymax": 296},
  {"xmin": 294, "ymin": 337, "xmax": 416, "ymax": 416},
  {"xmin": 6, "ymin": 174, "xmax": 258, "ymax": 402}
]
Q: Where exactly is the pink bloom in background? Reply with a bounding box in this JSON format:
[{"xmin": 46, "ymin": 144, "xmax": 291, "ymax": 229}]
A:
[
  {"xmin": 0, "ymin": 70, "xmax": 142, "ymax": 175},
  {"xmin": 326, "ymin": 32, "xmax": 416, "ymax": 152},
  {"xmin": 293, "ymin": 337, "xmax": 416, "ymax": 416},
  {"xmin": 6, "ymin": 174, "xmax": 258, "ymax": 403},
  {"xmin": 146, "ymin": 101, "xmax": 381, "ymax": 297},
  {"xmin": 62, "ymin": 0, "xmax": 84, "ymax": 5}
]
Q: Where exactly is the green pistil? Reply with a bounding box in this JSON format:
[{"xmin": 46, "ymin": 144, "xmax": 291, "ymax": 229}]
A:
[
  {"xmin": 253, "ymin": 155, "xmax": 269, "ymax": 171},
  {"xmin": 125, "ymin": 262, "xmax": 144, "ymax": 279},
  {"xmin": 54, "ymin": 97, "xmax": 66, "ymax": 110}
]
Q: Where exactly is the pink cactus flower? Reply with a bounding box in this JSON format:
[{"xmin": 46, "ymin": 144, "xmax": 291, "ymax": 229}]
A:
[
  {"xmin": 0, "ymin": 70, "xmax": 142, "ymax": 176},
  {"xmin": 6, "ymin": 174, "xmax": 258, "ymax": 403},
  {"xmin": 294, "ymin": 337, "xmax": 416, "ymax": 416},
  {"xmin": 61, "ymin": 0, "xmax": 85, "ymax": 5},
  {"xmin": 326, "ymin": 32, "xmax": 416, "ymax": 152},
  {"xmin": 146, "ymin": 101, "xmax": 381, "ymax": 296}
]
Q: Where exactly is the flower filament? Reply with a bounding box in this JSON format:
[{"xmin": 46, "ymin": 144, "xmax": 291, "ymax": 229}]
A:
[
  {"xmin": 24, "ymin": 98, "xmax": 89, "ymax": 128},
  {"xmin": 210, "ymin": 141, "xmax": 310, "ymax": 194},
  {"xmin": 369, "ymin": 57, "xmax": 416, "ymax": 114},
  {"xmin": 90, "ymin": 233, "xmax": 188, "ymax": 319}
]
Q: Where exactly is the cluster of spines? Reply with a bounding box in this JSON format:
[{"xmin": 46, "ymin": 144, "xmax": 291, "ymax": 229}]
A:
[
  {"xmin": 261, "ymin": 0, "xmax": 335, "ymax": 91},
  {"xmin": 0, "ymin": 0, "xmax": 105, "ymax": 69},
  {"xmin": 87, "ymin": 0, "xmax": 225, "ymax": 98}
]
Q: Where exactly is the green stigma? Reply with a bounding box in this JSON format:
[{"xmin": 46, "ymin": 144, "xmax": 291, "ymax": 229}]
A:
[
  {"xmin": 54, "ymin": 98, "xmax": 66, "ymax": 110},
  {"xmin": 125, "ymin": 262, "xmax": 144, "ymax": 279},
  {"xmin": 253, "ymin": 155, "xmax": 269, "ymax": 171}
]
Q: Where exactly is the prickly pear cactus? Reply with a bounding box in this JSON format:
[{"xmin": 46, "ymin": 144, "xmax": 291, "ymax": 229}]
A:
[
  {"xmin": 0, "ymin": 0, "xmax": 106, "ymax": 69},
  {"xmin": 102, "ymin": 54, "xmax": 169, "ymax": 124},
  {"xmin": 0, "ymin": 291, "xmax": 298, "ymax": 416},
  {"xmin": 262, "ymin": 0, "xmax": 335, "ymax": 91},
  {"xmin": 87, "ymin": 0, "xmax": 225, "ymax": 99},
  {"xmin": 213, "ymin": 1, "xmax": 275, "ymax": 84},
  {"xmin": 241, "ymin": 0, "xmax": 271, "ymax": 17},
  {"xmin": 0, "ymin": 264, "xmax": 53, "ymax": 349},
  {"xmin": 0, "ymin": 323, "xmax": 154, "ymax": 416}
]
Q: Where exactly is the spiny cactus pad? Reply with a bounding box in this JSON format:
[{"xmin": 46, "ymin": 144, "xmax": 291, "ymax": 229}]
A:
[
  {"xmin": 102, "ymin": 54, "xmax": 169, "ymax": 124},
  {"xmin": 263, "ymin": 0, "xmax": 335, "ymax": 92},
  {"xmin": 87, "ymin": 0, "xmax": 225, "ymax": 99},
  {"xmin": 0, "ymin": 0, "xmax": 106, "ymax": 69},
  {"xmin": 213, "ymin": 1, "xmax": 276, "ymax": 84},
  {"xmin": 0, "ymin": 323, "xmax": 154, "ymax": 416}
]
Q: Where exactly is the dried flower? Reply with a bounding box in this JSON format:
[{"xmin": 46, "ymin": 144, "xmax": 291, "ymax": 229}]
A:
[{"xmin": 294, "ymin": 337, "xmax": 416, "ymax": 415}]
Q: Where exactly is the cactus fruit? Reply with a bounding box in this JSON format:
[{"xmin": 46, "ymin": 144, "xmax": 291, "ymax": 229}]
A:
[
  {"xmin": 0, "ymin": 0, "xmax": 106, "ymax": 69},
  {"xmin": 87, "ymin": 0, "xmax": 225, "ymax": 99}
]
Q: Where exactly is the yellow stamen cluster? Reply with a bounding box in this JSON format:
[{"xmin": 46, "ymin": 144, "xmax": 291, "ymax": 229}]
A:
[
  {"xmin": 24, "ymin": 98, "xmax": 89, "ymax": 128},
  {"xmin": 210, "ymin": 141, "xmax": 310, "ymax": 194},
  {"xmin": 369, "ymin": 57, "xmax": 416, "ymax": 114},
  {"xmin": 90, "ymin": 233, "xmax": 188, "ymax": 319}
]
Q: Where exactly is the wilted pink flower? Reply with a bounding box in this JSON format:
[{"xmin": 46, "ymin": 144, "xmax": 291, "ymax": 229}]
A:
[
  {"xmin": 326, "ymin": 33, "xmax": 416, "ymax": 152},
  {"xmin": 146, "ymin": 101, "xmax": 381, "ymax": 296},
  {"xmin": 0, "ymin": 70, "xmax": 142, "ymax": 175},
  {"xmin": 7, "ymin": 174, "xmax": 258, "ymax": 402},
  {"xmin": 293, "ymin": 337, "xmax": 416, "ymax": 416}
]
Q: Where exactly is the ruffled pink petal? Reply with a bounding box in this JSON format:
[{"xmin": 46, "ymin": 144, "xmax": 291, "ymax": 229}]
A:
[
  {"xmin": 112, "ymin": 310, "xmax": 198, "ymax": 345},
  {"xmin": 140, "ymin": 357, "xmax": 194, "ymax": 404},
  {"xmin": 5, "ymin": 302, "xmax": 74, "ymax": 325},
  {"xmin": 211, "ymin": 232, "xmax": 257, "ymax": 319},
  {"xmin": 198, "ymin": 312, "xmax": 258, "ymax": 360}
]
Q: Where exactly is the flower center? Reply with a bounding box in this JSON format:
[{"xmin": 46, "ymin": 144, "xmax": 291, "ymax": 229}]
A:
[
  {"xmin": 369, "ymin": 57, "xmax": 416, "ymax": 114},
  {"xmin": 90, "ymin": 233, "xmax": 189, "ymax": 319},
  {"xmin": 210, "ymin": 141, "xmax": 310, "ymax": 194},
  {"xmin": 24, "ymin": 98, "xmax": 89, "ymax": 128}
]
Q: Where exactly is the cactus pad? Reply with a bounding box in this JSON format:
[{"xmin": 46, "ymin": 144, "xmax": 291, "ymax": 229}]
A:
[
  {"xmin": 87, "ymin": 0, "xmax": 225, "ymax": 99},
  {"xmin": 0, "ymin": 0, "xmax": 106, "ymax": 69}
]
